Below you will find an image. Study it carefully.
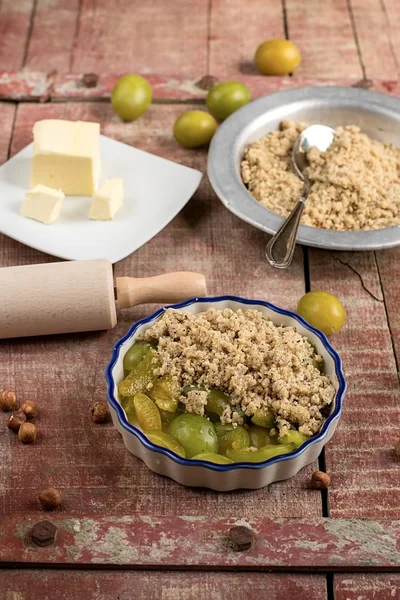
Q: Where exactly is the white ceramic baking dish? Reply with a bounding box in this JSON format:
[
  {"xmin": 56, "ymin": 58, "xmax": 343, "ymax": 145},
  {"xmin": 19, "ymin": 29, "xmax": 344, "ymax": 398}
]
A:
[{"xmin": 105, "ymin": 296, "xmax": 346, "ymax": 491}]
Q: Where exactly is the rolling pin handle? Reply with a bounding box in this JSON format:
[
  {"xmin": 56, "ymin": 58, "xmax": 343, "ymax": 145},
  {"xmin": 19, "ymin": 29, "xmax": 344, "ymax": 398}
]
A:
[{"xmin": 116, "ymin": 272, "xmax": 207, "ymax": 309}]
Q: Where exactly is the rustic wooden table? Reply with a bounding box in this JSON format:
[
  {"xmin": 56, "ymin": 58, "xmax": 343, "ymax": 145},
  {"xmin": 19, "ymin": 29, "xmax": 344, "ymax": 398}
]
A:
[{"xmin": 1, "ymin": 1, "xmax": 400, "ymax": 598}]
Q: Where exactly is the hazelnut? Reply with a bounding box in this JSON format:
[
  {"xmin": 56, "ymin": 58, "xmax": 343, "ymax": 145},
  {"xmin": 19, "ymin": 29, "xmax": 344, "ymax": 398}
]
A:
[
  {"xmin": 20, "ymin": 400, "xmax": 39, "ymax": 419},
  {"xmin": 394, "ymin": 439, "xmax": 400, "ymax": 458},
  {"xmin": 311, "ymin": 470, "xmax": 331, "ymax": 489},
  {"xmin": 7, "ymin": 410, "xmax": 27, "ymax": 432},
  {"xmin": 18, "ymin": 422, "xmax": 38, "ymax": 443},
  {"xmin": 90, "ymin": 401, "xmax": 109, "ymax": 423},
  {"xmin": 39, "ymin": 488, "xmax": 62, "ymax": 511},
  {"xmin": 0, "ymin": 390, "xmax": 17, "ymax": 411}
]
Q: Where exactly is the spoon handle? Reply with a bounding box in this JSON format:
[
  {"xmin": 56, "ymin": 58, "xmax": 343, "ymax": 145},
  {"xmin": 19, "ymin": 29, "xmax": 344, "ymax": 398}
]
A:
[{"xmin": 265, "ymin": 183, "xmax": 310, "ymax": 269}]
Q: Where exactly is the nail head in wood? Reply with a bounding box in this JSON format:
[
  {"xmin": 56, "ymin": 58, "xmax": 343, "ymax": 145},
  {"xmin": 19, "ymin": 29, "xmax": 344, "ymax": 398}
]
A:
[
  {"xmin": 196, "ymin": 75, "xmax": 219, "ymax": 90},
  {"xmin": 228, "ymin": 526, "xmax": 254, "ymax": 551},
  {"xmin": 82, "ymin": 73, "xmax": 99, "ymax": 88},
  {"xmin": 31, "ymin": 521, "xmax": 57, "ymax": 547}
]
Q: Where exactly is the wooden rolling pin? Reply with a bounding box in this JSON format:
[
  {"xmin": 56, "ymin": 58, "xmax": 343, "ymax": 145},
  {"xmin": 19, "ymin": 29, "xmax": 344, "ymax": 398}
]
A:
[{"xmin": 0, "ymin": 259, "xmax": 206, "ymax": 339}]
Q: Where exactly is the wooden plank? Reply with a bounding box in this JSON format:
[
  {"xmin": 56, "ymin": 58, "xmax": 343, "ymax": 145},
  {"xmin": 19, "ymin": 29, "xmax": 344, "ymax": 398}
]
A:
[
  {"xmin": 0, "ymin": 102, "xmax": 15, "ymax": 163},
  {"xmin": 381, "ymin": 0, "xmax": 400, "ymax": 77},
  {"xmin": 350, "ymin": 0, "xmax": 398, "ymax": 79},
  {"xmin": 285, "ymin": 0, "xmax": 363, "ymax": 78},
  {"xmin": 208, "ymin": 0, "xmax": 284, "ymax": 77},
  {"xmin": 0, "ymin": 571, "xmax": 326, "ymax": 600},
  {"xmin": 376, "ymin": 248, "xmax": 400, "ymax": 367},
  {"xmin": 335, "ymin": 574, "xmax": 400, "ymax": 599},
  {"xmin": 0, "ymin": 0, "xmax": 34, "ymax": 70},
  {"xmin": 0, "ymin": 70, "xmax": 51, "ymax": 101},
  {"xmin": 71, "ymin": 0, "xmax": 208, "ymax": 77},
  {"xmin": 1, "ymin": 71, "xmax": 399, "ymax": 102},
  {"xmin": 308, "ymin": 250, "xmax": 400, "ymax": 519},
  {"xmin": 0, "ymin": 103, "xmax": 314, "ymax": 536},
  {"xmin": 1, "ymin": 515, "xmax": 400, "ymax": 569},
  {"xmin": 24, "ymin": 0, "xmax": 81, "ymax": 71}
]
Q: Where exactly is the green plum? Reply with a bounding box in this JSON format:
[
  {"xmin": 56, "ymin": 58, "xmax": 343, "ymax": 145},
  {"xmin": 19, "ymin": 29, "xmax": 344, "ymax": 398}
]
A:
[
  {"xmin": 173, "ymin": 110, "xmax": 217, "ymax": 149},
  {"xmin": 123, "ymin": 341, "xmax": 156, "ymax": 375},
  {"xmin": 206, "ymin": 81, "xmax": 251, "ymax": 121},
  {"xmin": 168, "ymin": 414, "xmax": 218, "ymax": 458},
  {"xmin": 214, "ymin": 423, "xmax": 250, "ymax": 455},
  {"xmin": 111, "ymin": 74, "xmax": 152, "ymax": 121},
  {"xmin": 145, "ymin": 430, "xmax": 186, "ymax": 458}
]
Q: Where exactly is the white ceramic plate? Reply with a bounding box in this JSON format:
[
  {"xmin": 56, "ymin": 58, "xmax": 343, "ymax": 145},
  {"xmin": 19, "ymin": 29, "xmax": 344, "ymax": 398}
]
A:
[{"xmin": 0, "ymin": 135, "xmax": 202, "ymax": 263}]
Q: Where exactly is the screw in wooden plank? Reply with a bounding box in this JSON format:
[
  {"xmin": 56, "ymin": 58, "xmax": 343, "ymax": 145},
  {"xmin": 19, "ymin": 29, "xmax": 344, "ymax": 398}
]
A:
[
  {"xmin": 228, "ymin": 526, "xmax": 254, "ymax": 551},
  {"xmin": 31, "ymin": 521, "xmax": 57, "ymax": 547}
]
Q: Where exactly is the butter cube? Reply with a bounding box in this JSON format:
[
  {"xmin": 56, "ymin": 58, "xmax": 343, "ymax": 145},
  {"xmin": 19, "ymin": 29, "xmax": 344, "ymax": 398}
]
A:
[
  {"xmin": 30, "ymin": 120, "xmax": 100, "ymax": 195},
  {"xmin": 89, "ymin": 179, "xmax": 124, "ymax": 220},
  {"xmin": 20, "ymin": 184, "xmax": 65, "ymax": 224}
]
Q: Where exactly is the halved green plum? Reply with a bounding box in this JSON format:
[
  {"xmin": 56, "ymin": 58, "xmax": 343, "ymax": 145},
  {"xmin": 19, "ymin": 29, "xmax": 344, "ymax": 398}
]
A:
[
  {"xmin": 205, "ymin": 389, "xmax": 231, "ymax": 418},
  {"xmin": 144, "ymin": 430, "xmax": 186, "ymax": 458},
  {"xmin": 149, "ymin": 376, "xmax": 179, "ymax": 413},
  {"xmin": 214, "ymin": 423, "xmax": 250, "ymax": 455},
  {"xmin": 118, "ymin": 350, "xmax": 159, "ymax": 397},
  {"xmin": 133, "ymin": 392, "xmax": 161, "ymax": 431},
  {"xmin": 248, "ymin": 425, "xmax": 279, "ymax": 448},
  {"xmin": 226, "ymin": 444, "xmax": 295, "ymax": 463},
  {"xmin": 121, "ymin": 396, "xmax": 136, "ymax": 424},
  {"xmin": 191, "ymin": 453, "xmax": 234, "ymax": 464},
  {"xmin": 251, "ymin": 410, "xmax": 275, "ymax": 428},
  {"xmin": 279, "ymin": 430, "xmax": 309, "ymax": 448}
]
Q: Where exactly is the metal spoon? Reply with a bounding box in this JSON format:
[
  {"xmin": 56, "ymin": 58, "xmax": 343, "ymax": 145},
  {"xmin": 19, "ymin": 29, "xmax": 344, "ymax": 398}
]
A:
[{"xmin": 265, "ymin": 124, "xmax": 336, "ymax": 269}]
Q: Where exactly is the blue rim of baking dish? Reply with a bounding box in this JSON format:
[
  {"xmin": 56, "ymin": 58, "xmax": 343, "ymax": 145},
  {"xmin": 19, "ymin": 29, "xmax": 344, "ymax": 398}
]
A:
[{"xmin": 105, "ymin": 296, "xmax": 346, "ymax": 471}]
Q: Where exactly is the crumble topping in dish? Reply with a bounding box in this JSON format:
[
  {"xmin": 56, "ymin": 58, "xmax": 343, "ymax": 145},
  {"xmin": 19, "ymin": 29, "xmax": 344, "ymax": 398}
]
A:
[
  {"xmin": 141, "ymin": 307, "xmax": 336, "ymax": 437},
  {"xmin": 241, "ymin": 120, "xmax": 400, "ymax": 231}
]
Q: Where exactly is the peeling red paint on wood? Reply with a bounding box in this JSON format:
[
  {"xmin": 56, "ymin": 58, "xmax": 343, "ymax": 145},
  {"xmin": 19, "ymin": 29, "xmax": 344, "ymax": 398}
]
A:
[
  {"xmin": 0, "ymin": 70, "xmax": 51, "ymax": 101},
  {"xmin": 335, "ymin": 574, "xmax": 400, "ymax": 599},
  {"xmin": 3, "ymin": 71, "xmax": 400, "ymax": 101},
  {"xmin": 0, "ymin": 571, "xmax": 326, "ymax": 600},
  {"xmin": 1, "ymin": 516, "xmax": 400, "ymax": 569}
]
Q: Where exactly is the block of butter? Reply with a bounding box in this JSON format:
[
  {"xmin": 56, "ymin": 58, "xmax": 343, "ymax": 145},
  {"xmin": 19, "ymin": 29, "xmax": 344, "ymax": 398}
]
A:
[
  {"xmin": 30, "ymin": 120, "xmax": 100, "ymax": 195},
  {"xmin": 20, "ymin": 184, "xmax": 65, "ymax": 224},
  {"xmin": 89, "ymin": 179, "xmax": 124, "ymax": 220}
]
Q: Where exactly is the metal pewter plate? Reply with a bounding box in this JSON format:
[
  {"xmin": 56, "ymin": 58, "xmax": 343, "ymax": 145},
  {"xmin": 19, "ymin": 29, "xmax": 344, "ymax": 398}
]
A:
[{"xmin": 207, "ymin": 86, "xmax": 400, "ymax": 251}]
